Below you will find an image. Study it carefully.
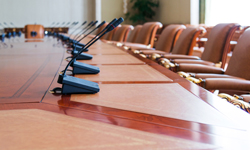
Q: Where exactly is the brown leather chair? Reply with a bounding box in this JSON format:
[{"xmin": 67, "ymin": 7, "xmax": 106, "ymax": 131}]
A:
[
  {"xmin": 181, "ymin": 29, "xmax": 250, "ymax": 94},
  {"xmin": 114, "ymin": 25, "xmax": 142, "ymax": 46},
  {"xmin": 25, "ymin": 24, "xmax": 44, "ymax": 39},
  {"xmin": 103, "ymin": 25, "xmax": 120, "ymax": 41},
  {"xmin": 126, "ymin": 25, "xmax": 142, "ymax": 43},
  {"xmin": 131, "ymin": 24, "xmax": 186, "ymax": 54},
  {"xmin": 102, "ymin": 25, "xmax": 133, "ymax": 43},
  {"xmin": 159, "ymin": 23, "xmax": 239, "ymax": 72},
  {"xmin": 136, "ymin": 26, "xmax": 204, "ymax": 60},
  {"xmin": 111, "ymin": 25, "xmax": 133, "ymax": 42},
  {"xmin": 123, "ymin": 22, "xmax": 163, "ymax": 49}
]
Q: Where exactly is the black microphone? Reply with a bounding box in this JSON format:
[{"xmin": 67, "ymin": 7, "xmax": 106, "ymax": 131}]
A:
[
  {"xmin": 74, "ymin": 21, "xmax": 98, "ymax": 41},
  {"xmin": 72, "ymin": 21, "xmax": 94, "ymax": 40},
  {"xmin": 66, "ymin": 18, "xmax": 116, "ymax": 61},
  {"xmin": 60, "ymin": 21, "xmax": 81, "ymax": 41},
  {"xmin": 3, "ymin": 22, "xmax": 12, "ymax": 38},
  {"xmin": 68, "ymin": 18, "xmax": 123, "ymax": 72},
  {"xmin": 61, "ymin": 22, "xmax": 65, "ymax": 26},
  {"xmin": 67, "ymin": 21, "xmax": 94, "ymax": 47},
  {"xmin": 70, "ymin": 19, "xmax": 117, "ymax": 60},
  {"xmin": 63, "ymin": 22, "xmax": 71, "ymax": 27},
  {"xmin": 77, "ymin": 21, "xmax": 106, "ymax": 43},
  {"xmin": 68, "ymin": 21, "xmax": 87, "ymax": 38},
  {"xmin": 69, "ymin": 22, "xmax": 78, "ymax": 28},
  {"xmin": 70, "ymin": 21, "xmax": 106, "ymax": 54},
  {"xmin": 79, "ymin": 18, "xmax": 117, "ymax": 48},
  {"xmin": 9, "ymin": 22, "xmax": 18, "ymax": 37},
  {"xmin": 53, "ymin": 18, "xmax": 124, "ymax": 94}
]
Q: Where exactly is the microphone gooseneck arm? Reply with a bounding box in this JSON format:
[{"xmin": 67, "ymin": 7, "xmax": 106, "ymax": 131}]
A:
[
  {"xmin": 74, "ymin": 21, "xmax": 98, "ymax": 41},
  {"xmin": 73, "ymin": 21, "xmax": 94, "ymax": 39},
  {"xmin": 69, "ymin": 21, "xmax": 86, "ymax": 37},
  {"xmin": 62, "ymin": 17, "xmax": 124, "ymax": 76},
  {"xmin": 76, "ymin": 21, "xmax": 106, "ymax": 43}
]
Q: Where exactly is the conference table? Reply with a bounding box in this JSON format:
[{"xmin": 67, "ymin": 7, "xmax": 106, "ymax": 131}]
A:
[{"xmin": 1, "ymin": 35, "xmax": 250, "ymax": 149}]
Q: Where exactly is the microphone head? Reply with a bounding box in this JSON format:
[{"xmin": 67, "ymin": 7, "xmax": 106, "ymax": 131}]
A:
[
  {"xmin": 82, "ymin": 21, "xmax": 87, "ymax": 25},
  {"xmin": 97, "ymin": 21, "xmax": 106, "ymax": 28},
  {"xmin": 87, "ymin": 21, "xmax": 94, "ymax": 26},
  {"xmin": 92, "ymin": 21, "xmax": 98, "ymax": 26},
  {"xmin": 105, "ymin": 18, "xmax": 117, "ymax": 30},
  {"xmin": 109, "ymin": 18, "xmax": 117, "ymax": 26},
  {"xmin": 106, "ymin": 17, "xmax": 124, "ymax": 32}
]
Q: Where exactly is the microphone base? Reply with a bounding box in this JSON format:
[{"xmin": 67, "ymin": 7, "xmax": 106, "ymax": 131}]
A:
[
  {"xmin": 61, "ymin": 35, "xmax": 70, "ymax": 41},
  {"xmin": 58, "ymin": 74, "xmax": 99, "ymax": 94},
  {"xmin": 71, "ymin": 44, "xmax": 88, "ymax": 52},
  {"xmin": 75, "ymin": 53, "xmax": 93, "ymax": 60},
  {"xmin": 73, "ymin": 61, "xmax": 100, "ymax": 74},
  {"xmin": 69, "ymin": 39, "xmax": 85, "ymax": 47}
]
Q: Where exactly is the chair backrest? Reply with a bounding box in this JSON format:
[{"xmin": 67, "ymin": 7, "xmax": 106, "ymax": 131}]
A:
[
  {"xmin": 171, "ymin": 27, "xmax": 204, "ymax": 55},
  {"xmin": 112, "ymin": 25, "xmax": 133, "ymax": 42},
  {"xmin": 126, "ymin": 25, "xmax": 142, "ymax": 43},
  {"xmin": 201, "ymin": 23, "xmax": 239, "ymax": 67},
  {"xmin": 225, "ymin": 29, "xmax": 250, "ymax": 80},
  {"xmin": 134, "ymin": 22, "xmax": 163, "ymax": 48},
  {"xmin": 103, "ymin": 25, "xmax": 120, "ymax": 40},
  {"xmin": 155, "ymin": 24, "xmax": 186, "ymax": 53},
  {"xmin": 25, "ymin": 24, "xmax": 44, "ymax": 39}
]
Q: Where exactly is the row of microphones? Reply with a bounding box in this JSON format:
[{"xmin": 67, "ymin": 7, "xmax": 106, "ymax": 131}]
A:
[
  {"xmin": 68, "ymin": 20, "xmax": 115, "ymax": 60},
  {"xmin": 0, "ymin": 22, "xmax": 22, "ymax": 42},
  {"xmin": 45, "ymin": 21, "xmax": 79, "ymax": 36},
  {"xmin": 60, "ymin": 20, "xmax": 109, "ymax": 60},
  {"xmin": 51, "ymin": 17, "xmax": 124, "ymax": 94}
]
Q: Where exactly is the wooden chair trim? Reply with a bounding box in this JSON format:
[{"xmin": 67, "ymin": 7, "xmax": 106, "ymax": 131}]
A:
[
  {"xmin": 171, "ymin": 28, "xmax": 185, "ymax": 51},
  {"xmin": 123, "ymin": 25, "xmax": 134, "ymax": 42},
  {"xmin": 221, "ymin": 25, "xmax": 240, "ymax": 69},
  {"xmin": 147, "ymin": 22, "xmax": 163, "ymax": 48},
  {"xmin": 188, "ymin": 27, "xmax": 205, "ymax": 56}
]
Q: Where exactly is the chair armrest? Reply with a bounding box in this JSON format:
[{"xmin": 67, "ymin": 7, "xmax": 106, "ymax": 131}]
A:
[
  {"xmin": 141, "ymin": 49, "xmax": 166, "ymax": 55},
  {"xmin": 163, "ymin": 54, "xmax": 200, "ymax": 60},
  {"xmin": 194, "ymin": 74, "xmax": 241, "ymax": 79},
  {"xmin": 205, "ymin": 78, "xmax": 250, "ymax": 91},
  {"xmin": 241, "ymin": 95, "xmax": 250, "ymax": 103},
  {"xmin": 178, "ymin": 64, "xmax": 224, "ymax": 73},
  {"xmin": 123, "ymin": 43, "xmax": 151, "ymax": 50},
  {"xmin": 174, "ymin": 59, "xmax": 214, "ymax": 66}
]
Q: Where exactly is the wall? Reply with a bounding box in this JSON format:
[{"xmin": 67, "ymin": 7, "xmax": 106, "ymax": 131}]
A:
[
  {"xmin": 155, "ymin": 0, "xmax": 191, "ymax": 24},
  {"xmin": 0, "ymin": 0, "xmax": 95, "ymax": 28},
  {"xmin": 0, "ymin": 0, "xmax": 197, "ymax": 29},
  {"xmin": 99, "ymin": 0, "xmax": 196, "ymax": 25},
  {"xmin": 101, "ymin": 0, "xmax": 125, "ymax": 23}
]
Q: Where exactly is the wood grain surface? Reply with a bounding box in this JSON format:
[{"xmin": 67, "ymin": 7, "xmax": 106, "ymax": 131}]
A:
[{"xmin": 1, "ymin": 36, "xmax": 250, "ymax": 149}]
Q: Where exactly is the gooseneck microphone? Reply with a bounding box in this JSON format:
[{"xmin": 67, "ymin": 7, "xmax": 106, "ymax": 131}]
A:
[
  {"xmin": 77, "ymin": 21, "xmax": 106, "ymax": 44},
  {"xmin": 73, "ymin": 21, "xmax": 94, "ymax": 40},
  {"xmin": 74, "ymin": 21, "xmax": 98, "ymax": 41},
  {"xmin": 63, "ymin": 22, "xmax": 71, "ymax": 27},
  {"xmin": 59, "ymin": 21, "xmax": 81, "ymax": 41},
  {"xmin": 66, "ymin": 21, "xmax": 95, "ymax": 47},
  {"xmin": 69, "ymin": 21, "xmax": 106, "ymax": 57},
  {"xmin": 53, "ymin": 18, "xmax": 124, "ymax": 94},
  {"xmin": 65, "ymin": 18, "xmax": 122, "ymax": 73},
  {"xmin": 69, "ymin": 19, "xmax": 117, "ymax": 60},
  {"xmin": 68, "ymin": 21, "xmax": 86, "ymax": 38}
]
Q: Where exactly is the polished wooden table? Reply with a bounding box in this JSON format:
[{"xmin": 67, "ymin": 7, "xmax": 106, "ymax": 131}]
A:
[{"xmin": 1, "ymin": 36, "xmax": 250, "ymax": 149}]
